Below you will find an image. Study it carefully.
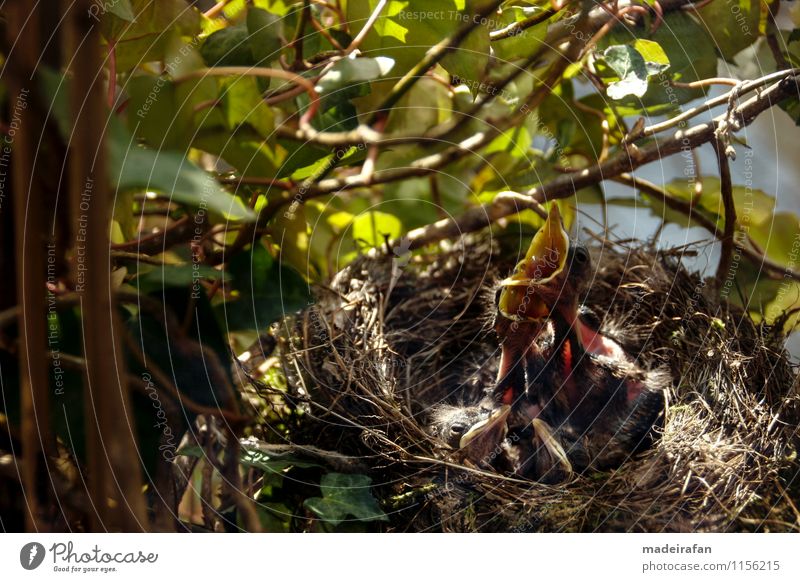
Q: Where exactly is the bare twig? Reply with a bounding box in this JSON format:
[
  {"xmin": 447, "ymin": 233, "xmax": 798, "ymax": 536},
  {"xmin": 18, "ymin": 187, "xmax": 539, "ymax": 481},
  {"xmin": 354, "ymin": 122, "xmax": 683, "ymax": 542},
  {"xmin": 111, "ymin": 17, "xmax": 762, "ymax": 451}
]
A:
[
  {"xmin": 370, "ymin": 0, "xmax": 506, "ymax": 121},
  {"xmin": 489, "ymin": 7, "xmax": 557, "ymax": 41},
  {"xmin": 345, "ymin": 0, "xmax": 387, "ymax": 54},
  {"xmin": 173, "ymin": 67, "xmax": 320, "ymax": 129},
  {"xmin": 636, "ymin": 69, "xmax": 800, "ymax": 140},
  {"xmin": 614, "ymin": 173, "xmax": 800, "ymax": 283},
  {"xmin": 712, "ymin": 139, "xmax": 736, "ymax": 290}
]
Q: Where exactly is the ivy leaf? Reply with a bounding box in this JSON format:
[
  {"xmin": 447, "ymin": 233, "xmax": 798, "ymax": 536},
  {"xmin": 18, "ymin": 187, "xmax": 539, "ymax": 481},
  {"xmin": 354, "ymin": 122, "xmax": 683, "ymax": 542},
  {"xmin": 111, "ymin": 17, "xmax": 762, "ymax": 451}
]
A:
[
  {"xmin": 602, "ymin": 44, "xmax": 669, "ymax": 100},
  {"xmin": 216, "ymin": 242, "xmax": 310, "ymax": 332},
  {"xmin": 108, "ymin": 122, "xmax": 256, "ymax": 222},
  {"xmin": 246, "ymin": 7, "xmax": 283, "ymax": 65},
  {"xmin": 696, "ymin": 0, "xmax": 761, "ymax": 61},
  {"xmin": 352, "ymin": 210, "xmax": 403, "ymax": 248},
  {"xmin": 315, "ymin": 56, "xmax": 395, "ymax": 95},
  {"xmin": 303, "ymin": 473, "xmax": 389, "ymax": 526},
  {"xmin": 136, "ymin": 264, "xmax": 229, "ymax": 292},
  {"xmin": 347, "ymin": 0, "xmax": 489, "ymax": 80},
  {"xmin": 100, "ymin": 0, "xmax": 201, "ymax": 72},
  {"xmin": 99, "ymin": 0, "xmax": 135, "ymax": 21},
  {"xmin": 219, "ymin": 75, "xmax": 275, "ymax": 137},
  {"xmin": 239, "ymin": 439, "xmax": 322, "ymax": 475},
  {"xmin": 598, "ymin": 12, "xmax": 715, "ymax": 114},
  {"xmin": 490, "ymin": 5, "xmax": 549, "ymax": 62},
  {"xmin": 201, "ymin": 21, "xmax": 254, "ymax": 67}
]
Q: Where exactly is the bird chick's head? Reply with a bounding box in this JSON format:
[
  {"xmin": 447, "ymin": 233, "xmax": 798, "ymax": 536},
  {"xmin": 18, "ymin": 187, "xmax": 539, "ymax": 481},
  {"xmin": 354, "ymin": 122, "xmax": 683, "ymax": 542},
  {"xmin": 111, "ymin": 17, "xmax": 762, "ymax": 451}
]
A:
[
  {"xmin": 496, "ymin": 204, "xmax": 591, "ymax": 323},
  {"xmin": 429, "ymin": 404, "xmax": 511, "ymax": 464}
]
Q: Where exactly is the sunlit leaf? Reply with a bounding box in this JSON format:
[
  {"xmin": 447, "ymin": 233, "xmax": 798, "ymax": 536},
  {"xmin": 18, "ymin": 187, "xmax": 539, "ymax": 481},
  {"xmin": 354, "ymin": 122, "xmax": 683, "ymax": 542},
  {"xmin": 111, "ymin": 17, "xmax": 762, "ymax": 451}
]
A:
[
  {"xmin": 109, "ymin": 122, "xmax": 256, "ymax": 222},
  {"xmin": 602, "ymin": 44, "xmax": 669, "ymax": 100},
  {"xmin": 352, "ymin": 211, "xmax": 403, "ymax": 248},
  {"xmin": 316, "ymin": 56, "xmax": 395, "ymax": 95},
  {"xmin": 696, "ymin": 0, "xmax": 762, "ymax": 61}
]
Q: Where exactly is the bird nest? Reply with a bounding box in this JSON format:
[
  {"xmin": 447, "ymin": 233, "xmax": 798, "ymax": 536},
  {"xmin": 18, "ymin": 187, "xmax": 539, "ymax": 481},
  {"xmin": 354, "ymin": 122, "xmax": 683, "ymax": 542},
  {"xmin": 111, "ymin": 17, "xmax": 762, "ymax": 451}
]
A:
[{"xmin": 274, "ymin": 237, "xmax": 800, "ymax": 532}]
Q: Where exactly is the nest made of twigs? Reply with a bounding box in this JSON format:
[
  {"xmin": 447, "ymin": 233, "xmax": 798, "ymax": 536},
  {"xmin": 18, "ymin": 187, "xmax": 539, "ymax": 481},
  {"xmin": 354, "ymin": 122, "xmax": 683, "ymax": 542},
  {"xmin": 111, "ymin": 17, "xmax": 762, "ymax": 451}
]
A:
[{"xmin": 275, "ymin": 236, "xmax": 800, "ymax": 532}]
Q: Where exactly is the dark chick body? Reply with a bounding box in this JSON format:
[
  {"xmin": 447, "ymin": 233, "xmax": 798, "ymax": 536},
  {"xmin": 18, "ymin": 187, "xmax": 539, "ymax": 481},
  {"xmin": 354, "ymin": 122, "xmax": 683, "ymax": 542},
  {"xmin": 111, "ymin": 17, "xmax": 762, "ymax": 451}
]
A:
[{"xmin": 491, "ymin": 206, "xmax": 667, "ymax": 479}]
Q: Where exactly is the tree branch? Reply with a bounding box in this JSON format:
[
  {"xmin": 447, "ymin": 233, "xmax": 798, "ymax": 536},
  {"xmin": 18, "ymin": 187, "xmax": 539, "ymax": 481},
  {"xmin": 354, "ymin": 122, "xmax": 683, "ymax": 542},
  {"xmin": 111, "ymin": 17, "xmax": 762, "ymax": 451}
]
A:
[
  {"xmin": 613, "ymin": 173, "xmax": 800, "ymax": 283},
  {"xmin": 398, "ymin": 71, "xmax": 800, "ymax": 251}
]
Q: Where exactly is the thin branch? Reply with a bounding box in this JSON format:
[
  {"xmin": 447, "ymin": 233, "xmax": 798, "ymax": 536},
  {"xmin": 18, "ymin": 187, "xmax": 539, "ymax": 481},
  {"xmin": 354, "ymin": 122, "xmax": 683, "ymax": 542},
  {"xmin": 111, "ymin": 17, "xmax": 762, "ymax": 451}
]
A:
[
  {"xmin": 203, "ymin": 1, "xmax": 230, "ymax": 19},
  {"xmin": 523, "ymin": 72, "xmax": 800, "ymax": 202},
  {"xmin": 111, "ymin": 216, "xmax": 194, "ymax": 254},
  {"xmin": 712, "ymin": 139, "xmax": 736, "ymax": 290},
  {"xmin": 635, "ymin": 69, "xmax": 800, "ymax": 141},
  {"xmin": 671, "ymin": 77, "xmax": 739, "ymax": 89},
  {"xmin": 369, "ymin": 0, "xmax": 506, "ymax": 122},
  {"xmin": 400, "ymin": 191, "xmax": 548, "ymax": 252},
  {"xmin": 614, "ymin": 173, "xmax": 800, "ymax": 283},
  {"xmin": 489, "ymin": 7, "xmax": 557, "ymax": 41},
  {"xmin": 345, "ymin": 0, "xmax": 387, "ymax": 54},
  {"xmin": 173, "ymin": 66, "xmax": 320, "ymax": 129},
  {"xmin": 290, "ymin": 0, "xmax": 312, "ymax": 69},
  {"xmin": 395, "ymin": 71, "xmax": 800, "ymax": 252}
]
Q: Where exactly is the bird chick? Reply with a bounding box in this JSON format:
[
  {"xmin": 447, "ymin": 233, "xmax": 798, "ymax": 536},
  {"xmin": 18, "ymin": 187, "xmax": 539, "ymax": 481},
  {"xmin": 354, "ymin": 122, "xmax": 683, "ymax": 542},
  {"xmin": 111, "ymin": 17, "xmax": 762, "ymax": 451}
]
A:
[{"xmin": 428, "ymin": 404, "xmax": 511, "ymax": 469}]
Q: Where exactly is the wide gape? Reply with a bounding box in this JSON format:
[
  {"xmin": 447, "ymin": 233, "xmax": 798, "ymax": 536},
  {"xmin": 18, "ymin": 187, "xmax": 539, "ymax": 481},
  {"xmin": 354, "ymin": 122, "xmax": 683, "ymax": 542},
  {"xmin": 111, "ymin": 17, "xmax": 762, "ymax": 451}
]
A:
[{"xmin": 486, "ymin": 204, "xmax": 667, "ymax": 480}]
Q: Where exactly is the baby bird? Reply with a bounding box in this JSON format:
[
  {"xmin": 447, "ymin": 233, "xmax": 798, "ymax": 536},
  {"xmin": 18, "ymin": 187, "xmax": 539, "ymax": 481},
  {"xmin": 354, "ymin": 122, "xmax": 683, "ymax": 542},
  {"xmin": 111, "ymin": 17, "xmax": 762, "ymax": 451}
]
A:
[
  {"xmin": 491, "ymin": 204, "xmax": 571, "ymax": 410},
  {"xmin": 491, "ymin": 205, "xmax": 668, "ymax": 478},
  {"xmin": 428, "ymin": 404, "xmax": 511, "ymax": 468}
]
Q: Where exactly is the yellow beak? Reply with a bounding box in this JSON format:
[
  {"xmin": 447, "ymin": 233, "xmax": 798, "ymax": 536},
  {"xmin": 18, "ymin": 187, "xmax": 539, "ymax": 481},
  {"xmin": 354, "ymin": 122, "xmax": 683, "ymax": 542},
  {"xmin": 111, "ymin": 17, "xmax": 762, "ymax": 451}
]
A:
[{"xmin": 497, "ymin": 205, "xmax": 569, "ymax": 321}]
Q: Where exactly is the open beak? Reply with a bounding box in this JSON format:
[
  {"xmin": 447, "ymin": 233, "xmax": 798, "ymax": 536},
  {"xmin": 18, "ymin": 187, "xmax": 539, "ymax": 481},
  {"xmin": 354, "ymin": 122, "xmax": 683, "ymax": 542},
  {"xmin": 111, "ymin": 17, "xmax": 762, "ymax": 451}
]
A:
[
  {"xmin": 531, "ymin": 418, "xmax": 573, "ymax": 476},
  {"xmin": 497, "ymin": 205, "xmax": 570, "ymax": 321},
  {"xmin": 459, "ymin": 405, "xmax": 511, "ymax": 450}
]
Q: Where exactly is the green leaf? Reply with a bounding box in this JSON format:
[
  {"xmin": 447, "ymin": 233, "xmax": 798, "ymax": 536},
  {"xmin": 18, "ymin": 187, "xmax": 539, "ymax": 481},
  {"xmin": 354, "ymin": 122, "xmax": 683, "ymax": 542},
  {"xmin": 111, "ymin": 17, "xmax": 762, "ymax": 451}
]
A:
[
  {"xmin": 240, "ymin": 440, "xmax": 322, "ymax": 474},
  {"xmin": 315, "ymin": 56, "xmax": 395, "ymax": 95},
  {"xmin": 126, "ymin": 38, "xmax": 222, "ymax": 151},
  {"xmin": 347, "ymin": 0, "xmax": 489, "ymax": 80},
  {"xmin": 136, "ymin": 264, "xmax": 229, "ymax": 291},
  {"xmin": 39, "ymin": 67, "xmax": 253, "ymax": 222},
  {"xmin": 696, "ymin": 0, "xmax": 762, "ymax": 61},
  {"xmin": 602, "ymin": 44, "xmax": 669, "ymax": 100},
  {"xmin": 219, "ymin": 75, "xmax": 275, "ymax": 137},
  {"xmin": 441, "ymin": 0, "xmax": 491, "ymax": 87},
  {"xmin": 303, "ymin": 473, "xmax": 389, "ymax": 526},
  {"xmin": 108, "ymin": 122, "xmax": 256, "ymax": 221},
  {"xmin": 490, "ymin": 6, "xmax": 549, "ymax": 62},
  {"xmin": 100, "ymin": 0, "xmax": 201, "ymax": 72},
  {"xmin": 246, "ymin": 7, "xmax": 283, "ymax": 65},
  {"xmin": 201, "ymin": 22, "xmax": 255, "ymax": 67},
  {"xmin": 632, "ymin": 39, "xmax": 670, "ymax": 67},
  {"xmin": 598, "ymin": 11, "xmax": 717, "ymax": 114},
  {"xmin": 352, "ymin": 210, "xmax": 403, "ymax": 248},
  {"xmin": 99, "ymin": 0, "xmax": 135, "ymax": 21},
  {"xmin": 216, "ymin": 242, "xmax": 310, "ymax": 331},
  {"xmin": 749, "ymin": 211, "xmax": 800, "ymax": 269},
  {"xmin": 764, "ymin": 281, "xmax": 800, "ymax": 330},
  {"xmin": 195, "ymin": 131, "xmax": 285, "ymax": 177},
  {"xmin": 664, "ymin": 176, "xmax": 775, "ymax": 229},
  {"xmin": 200, "ymin": 5, "xmax": 284, "ymax": 80},
  {"xmin": 127, "ymin": 74, "xmax": 222, "ymax": 151}
]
